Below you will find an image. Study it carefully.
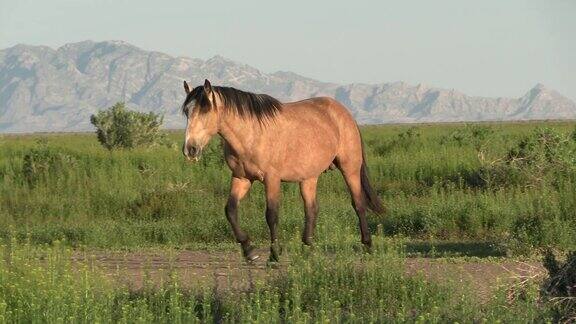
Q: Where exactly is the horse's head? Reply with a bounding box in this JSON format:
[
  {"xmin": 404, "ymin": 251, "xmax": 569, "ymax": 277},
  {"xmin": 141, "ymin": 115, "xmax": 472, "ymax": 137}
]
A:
[{"xmin": 181, "ymin": 79, "xmax": 220, "ymax": 161}]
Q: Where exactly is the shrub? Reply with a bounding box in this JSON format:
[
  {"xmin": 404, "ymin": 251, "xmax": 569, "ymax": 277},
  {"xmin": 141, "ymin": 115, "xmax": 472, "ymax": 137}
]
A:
[
  {"xmin": 129, "ymin": 185, "xmax": 189, "ymax": 221},
  {"xmin": 440, "ymin": 124, "xmax": 494, "ymax": 148},
  {"xmin": 480, "ymin": 128, "xmax": 576, "ymax": 188},
  {"xmin": 542, "ymin": 250, "xmax": 576, "ymax": 321},
  {"xmin": 199, "ymin": 138, "xmax": 225, "ymax": 168},
  {"xmin": 22, "ymin": 146, "xmax": 77, "ymax": 186},
  {"xmin": 507, "ymin": 128, "xmax": 572, "ymax": 166},
  {"xmin": 374, "ymin": 127, "xmax": 421, "ymax": 155},
  {"xmin": 90, "ymin": 102, "xmax": 165, "ymax": 150},
  {"xmin": 543, "ymin": 250, "xmax": 576, "ymax": 297}
]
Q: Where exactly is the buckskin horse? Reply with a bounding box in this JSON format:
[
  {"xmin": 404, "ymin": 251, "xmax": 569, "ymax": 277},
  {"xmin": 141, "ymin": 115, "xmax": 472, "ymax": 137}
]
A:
[{"xmin": 181, "ymin": 79, "xmax": 383, "ymax": 262}]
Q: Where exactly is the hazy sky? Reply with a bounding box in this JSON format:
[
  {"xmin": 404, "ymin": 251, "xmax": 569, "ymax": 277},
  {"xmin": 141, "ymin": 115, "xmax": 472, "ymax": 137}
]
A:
[{"xmin": 1, "ymin": 0, "xmax": 574, "ymax": 100}]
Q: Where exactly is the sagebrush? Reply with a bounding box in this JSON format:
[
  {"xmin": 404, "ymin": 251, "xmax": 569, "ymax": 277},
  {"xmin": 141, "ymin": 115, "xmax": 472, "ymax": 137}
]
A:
[{"xmin": 90, "ymin": 102, "xmax": 165, "ymax": 150}]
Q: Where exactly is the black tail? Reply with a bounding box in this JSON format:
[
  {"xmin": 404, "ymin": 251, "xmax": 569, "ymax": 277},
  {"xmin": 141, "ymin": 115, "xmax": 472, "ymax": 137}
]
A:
[{"xmin": 359, "ymin": 134, "xmax": 385, "ymax": 215}]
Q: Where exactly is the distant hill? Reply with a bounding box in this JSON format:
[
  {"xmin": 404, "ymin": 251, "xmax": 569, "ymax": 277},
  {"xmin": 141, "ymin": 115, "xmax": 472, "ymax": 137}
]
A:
[{"xmin": 1, "ymin": 40, "xmax": 575, "ymax": 132}]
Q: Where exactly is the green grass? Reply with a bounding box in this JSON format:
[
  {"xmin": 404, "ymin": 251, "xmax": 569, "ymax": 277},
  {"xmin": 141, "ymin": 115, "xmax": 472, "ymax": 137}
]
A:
[
  {"xmin": 0, "ymin": 238, "xmax": 560, "ymax": 323},
  {"xmin": 1, "ymin": 122, "xmax": 576, "ymax": 322},
  {"xmin": 1, "ymin": 122, "xmax": 576, "ymax": 253}
]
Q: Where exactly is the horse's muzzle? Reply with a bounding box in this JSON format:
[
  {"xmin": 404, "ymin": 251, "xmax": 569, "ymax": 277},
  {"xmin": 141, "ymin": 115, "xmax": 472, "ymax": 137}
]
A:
[{"xmin": 182, "ymin": 143, "xmax": 202, "ymax": 162}]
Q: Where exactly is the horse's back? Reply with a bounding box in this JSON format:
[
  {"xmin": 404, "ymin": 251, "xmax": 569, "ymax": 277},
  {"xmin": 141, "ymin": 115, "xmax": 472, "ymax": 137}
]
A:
[
  {"xmin": 270, "ymin": 97, "xmax": 362, "ymax": 179},
  {"xmin": 283, "ymin": 96, "xmax": 357, "ymax": 132},
  {"xmin": 294, "ymin": 97, "xmax": 363, "ymax": 169},
  {"xmin": 287, "ymin": 96, "xmax": 361, "ymax": 142}
]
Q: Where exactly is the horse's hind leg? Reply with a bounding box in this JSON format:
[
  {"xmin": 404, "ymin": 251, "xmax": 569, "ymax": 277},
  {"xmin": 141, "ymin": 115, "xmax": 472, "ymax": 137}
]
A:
[
  {"xmin": 340, "ymin": 167, "xmax": 372, "ymax": 249},
  {"xmin": 300, "ymin": 177, "xmax": 319, "ymax": 246},
  {"xmin": 225, "ymin": 177, "xmax": 258, "ymax": 261},
  {"xmin": 265, "ymin": 177, "xmax": 282, "ymax": 262}
]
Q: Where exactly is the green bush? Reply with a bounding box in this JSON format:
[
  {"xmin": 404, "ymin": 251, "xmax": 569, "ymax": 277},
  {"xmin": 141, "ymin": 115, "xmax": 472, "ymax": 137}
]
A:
[
  {"xmin": 129, "ymin": 186, "xmax": 189, "ymax": 221},
  {"xmin": 440, "ymin": 124, "xmax": 494, "ymax": 148},
  {"xmin": 22, "ymin": 147, "xmax": 77, "ymax": 186},
  {"xmin": 481, "ymin": 127, "xmax": 576, "ymax": 188},
  {"xmin": 542, "ymin": 250, "xmax": 576, "ymax": 321},
  {"xmin": 374, "ymin": 127, "xmax": 421, "ymax": 155},
  {"xmin": 90, "ymin": 102, "xmax": 165, "ymax": 150},
  {"xmin": 199, "ymin": 138, "xmax": 225, "ymax": 168}
]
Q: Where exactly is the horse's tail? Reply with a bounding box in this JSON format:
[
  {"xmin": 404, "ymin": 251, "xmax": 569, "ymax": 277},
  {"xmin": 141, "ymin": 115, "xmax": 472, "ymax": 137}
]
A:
[{"xmin": 359, "ymin": 132, "xmax": 385, "ymax": 215}]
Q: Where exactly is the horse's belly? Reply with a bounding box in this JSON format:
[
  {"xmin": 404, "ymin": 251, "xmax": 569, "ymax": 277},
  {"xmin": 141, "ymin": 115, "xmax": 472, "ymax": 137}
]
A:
[{"xmin": 276, "ymin": 142, "xmax": 337, "ymax": 182}]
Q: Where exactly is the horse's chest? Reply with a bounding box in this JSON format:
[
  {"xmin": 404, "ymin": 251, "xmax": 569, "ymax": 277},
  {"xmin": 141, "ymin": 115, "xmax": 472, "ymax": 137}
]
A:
[{"xmin": 225, "ymin": 153, "xmax": 265, "ymax": 181}]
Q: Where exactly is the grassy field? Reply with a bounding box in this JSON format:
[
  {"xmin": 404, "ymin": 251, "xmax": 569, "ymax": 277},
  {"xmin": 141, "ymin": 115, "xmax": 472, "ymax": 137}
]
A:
[
  {"xmin": 0, "ymin": 238, "xmax": 558, "ymax": 323},
  {"xmin": 1, "ymin": 122, "xmax": 575, "ymax": 252},
  {"xmin": 1, "ymin": 122, "xmax": 575, "ymax": 321}
]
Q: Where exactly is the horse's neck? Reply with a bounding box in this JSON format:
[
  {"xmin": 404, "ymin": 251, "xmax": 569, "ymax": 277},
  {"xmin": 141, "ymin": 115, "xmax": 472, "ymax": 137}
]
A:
[{"xmin": 218, "ymin": 114, "xmax": 262, "ymax": 158}]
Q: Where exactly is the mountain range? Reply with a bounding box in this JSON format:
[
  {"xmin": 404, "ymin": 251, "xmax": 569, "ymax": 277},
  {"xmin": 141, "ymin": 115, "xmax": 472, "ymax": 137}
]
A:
[{"xmin": 1, "ymin": 40, "xmax": 575, "ymax": 133}]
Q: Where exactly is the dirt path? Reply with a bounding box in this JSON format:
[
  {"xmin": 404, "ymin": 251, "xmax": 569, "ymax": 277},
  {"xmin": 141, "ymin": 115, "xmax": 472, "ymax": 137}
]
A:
[
  {"xmin": 73, "ymin": 249, "xmax": 273, "ymax": 292},
  {"xmin": 72, "ymin": 249, "xmax": 545, "ymax": 299},
  {"xmin": 404, "ymin": 258, "xmax": 544, "ymax": 300}
]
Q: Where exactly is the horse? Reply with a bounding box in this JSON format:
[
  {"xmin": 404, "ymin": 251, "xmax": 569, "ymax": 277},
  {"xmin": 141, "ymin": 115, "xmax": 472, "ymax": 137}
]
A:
[{"xmin": 181, "ymin": 79, "xmax": 384, "ymax": 262}]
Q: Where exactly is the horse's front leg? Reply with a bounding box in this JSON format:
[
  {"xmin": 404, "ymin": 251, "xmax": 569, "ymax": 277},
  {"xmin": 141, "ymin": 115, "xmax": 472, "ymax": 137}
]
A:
[
  {"xmin": 265, "ymin": 177, "xmax": 281, "ymax": 262},
  {"xmin": 225, "ymin": 177, "xmax": 258, "ymax": 261}
]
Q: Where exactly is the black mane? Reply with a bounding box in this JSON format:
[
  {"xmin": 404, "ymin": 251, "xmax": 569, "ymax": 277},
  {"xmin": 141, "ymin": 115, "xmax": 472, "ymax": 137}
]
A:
[{"xmin": 182, "ymin": 85, "xmax": 282, "ymax": 122}]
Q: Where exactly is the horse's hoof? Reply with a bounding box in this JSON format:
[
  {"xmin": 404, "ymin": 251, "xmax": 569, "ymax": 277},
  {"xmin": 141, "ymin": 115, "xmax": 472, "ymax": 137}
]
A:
[
  {"xmin": 268, "ymin": 251, "xmax": 280, "ymax": 263},
  {"xmin": 242, "ymin": 245, "xmax": 259, "ymax": 262},
  {"xmin": 268, "ymin": 255, "xmax": 279, "ymax": 263},
  {"xmin": 246, "ymin": 253, "xmax": 260, "ymax": 262},
  {"xmin": 268, "ymin": 244, "xmax": 282, "ymax": 263}
]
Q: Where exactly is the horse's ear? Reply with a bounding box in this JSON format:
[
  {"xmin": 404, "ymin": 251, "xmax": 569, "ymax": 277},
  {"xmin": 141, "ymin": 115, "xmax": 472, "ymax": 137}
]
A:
[
  {"xmin": 203, "ymin": 79, "xmax": 212, "ymax": 95},
  {"xmin": 183, "ymin": 80, "xmax": 191, "ymax": 94}
]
